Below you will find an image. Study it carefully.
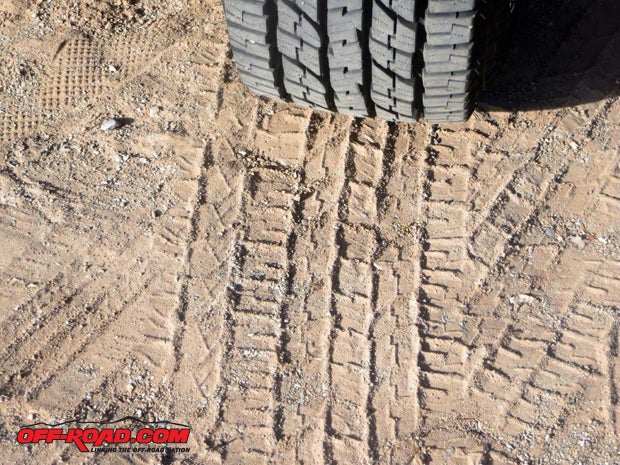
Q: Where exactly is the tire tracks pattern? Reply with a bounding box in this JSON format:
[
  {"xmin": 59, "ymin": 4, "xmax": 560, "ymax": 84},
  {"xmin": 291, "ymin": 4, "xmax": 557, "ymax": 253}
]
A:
[{"xmin": 1, "ymin": 2, "xmax": 619, "ymax": 464}]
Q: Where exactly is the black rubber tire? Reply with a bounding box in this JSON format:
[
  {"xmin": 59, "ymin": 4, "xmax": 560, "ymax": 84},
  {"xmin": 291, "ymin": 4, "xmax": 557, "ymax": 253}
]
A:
[{"xmin": 222, "ymin": 0, "xmax": 510, "ymax": 123}]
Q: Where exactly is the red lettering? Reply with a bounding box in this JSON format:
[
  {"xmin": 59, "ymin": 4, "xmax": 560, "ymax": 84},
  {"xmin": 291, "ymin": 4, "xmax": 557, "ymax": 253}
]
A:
[
  {"xmin": 17, "ymin": 429, "xmax": 34, "ymax": 443},
  {"xmin": 94, "ymin": 429, "xmax": 113, "ymax": 447},
  {"xmin": 114, "ymin": 429, "xmax": 131, "ymax": 442},
  {"xmin": 83, "ymin": 428, "xmax": 98, "ymax": 443},
  {"xmin": 137, "ymin": 429, "xmax": 152, "ymax": 444},
  {"xmin": 153, "ymin": 429, "xmax": 168, "ymax": 443},
  {"xmin": 17, "ymin": 424, "xmax": 190, "ymax": 453},
  {"xmin": 32, "ymin": 429, "xmax": 48, "ymax": 442},
  {"xmin": 167, "ymin": 429, "xmax": 190, "ymax": 444},
  {"xmin": 45, "ymin": 429, "xmax": 64, "ymax": 443},
  {"xmin": 65, "ymin": 429, "xmax": 88, "ymax": 452}
]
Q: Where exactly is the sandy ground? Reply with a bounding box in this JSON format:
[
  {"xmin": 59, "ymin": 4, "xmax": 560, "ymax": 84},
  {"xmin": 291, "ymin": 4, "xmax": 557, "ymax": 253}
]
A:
[{"xmin": 0, "ymin": 0, "xmax": 619, "ymax": 464}]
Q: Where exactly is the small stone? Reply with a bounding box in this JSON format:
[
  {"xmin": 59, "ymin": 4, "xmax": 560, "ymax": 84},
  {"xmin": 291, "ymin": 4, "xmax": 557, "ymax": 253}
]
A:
[
  {"xmin": 101, "ymin": 118, "xmax": 121, "ymax": 131},
  {"xmin": 518, "ymin": 294, "xmax": 538, "ymax": 305},
  {"xmin": 544, "ymin": 227, "xmax": 555, "ymax": 237},
  {"xmin": 569, "ymin": 236, "xmax": 586, "ymax": 249}
]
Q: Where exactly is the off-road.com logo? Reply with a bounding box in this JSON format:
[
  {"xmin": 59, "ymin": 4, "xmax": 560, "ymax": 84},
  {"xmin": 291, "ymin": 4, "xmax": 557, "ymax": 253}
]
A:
[{"xmin": 17, "ymin": 417, "xmax": 190, "ymax": 453}]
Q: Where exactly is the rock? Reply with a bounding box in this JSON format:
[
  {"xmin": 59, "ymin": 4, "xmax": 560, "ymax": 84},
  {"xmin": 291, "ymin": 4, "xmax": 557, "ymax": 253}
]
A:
[
  {"xmin": 569, "ymin": 236, "xmax": 586, "ymax": 249},
  {"xmin": 101, "ymin": 117, "xmax": 133, "ymax": 131},
  {"xmin": 518, "ymin": 294, "xmax": 538, "ymax": 305},
  {"xmin": 101, "ymin": 118, "xmax": 121, "ymax": 131}
]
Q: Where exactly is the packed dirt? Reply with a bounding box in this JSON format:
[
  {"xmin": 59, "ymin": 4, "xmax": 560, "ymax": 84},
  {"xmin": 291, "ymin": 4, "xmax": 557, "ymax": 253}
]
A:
[{"xmin": 0, "ymin": 0, "xmax": 619, "ymax": 464}]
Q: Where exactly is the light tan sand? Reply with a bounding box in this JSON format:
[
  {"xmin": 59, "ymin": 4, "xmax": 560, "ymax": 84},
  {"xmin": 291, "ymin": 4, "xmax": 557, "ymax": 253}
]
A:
[{"xmin": 0, "ymin": 1, "xmax": 618, "ymax": 463}]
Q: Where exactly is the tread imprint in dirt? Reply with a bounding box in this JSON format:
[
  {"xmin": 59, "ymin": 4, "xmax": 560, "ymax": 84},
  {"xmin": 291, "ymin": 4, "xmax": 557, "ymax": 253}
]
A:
[
  {"xmin": 2, "ymin": 1, "xmax": 620, "ymax": 464},
  {"xmin": 415, "ymin": 101, "xmax": 620, "ymax": 462}
]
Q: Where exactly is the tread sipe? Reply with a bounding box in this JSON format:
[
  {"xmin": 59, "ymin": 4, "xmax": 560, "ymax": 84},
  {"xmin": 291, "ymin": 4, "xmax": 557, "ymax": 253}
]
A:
[{"xmin": 223, "ymin": 0, "xmax": 507, "ymax": 123}]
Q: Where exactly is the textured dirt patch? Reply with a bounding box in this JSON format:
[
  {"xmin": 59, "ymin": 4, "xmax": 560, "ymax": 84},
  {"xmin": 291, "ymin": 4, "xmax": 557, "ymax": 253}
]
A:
[{"xmin": 0, "ymin": 1, "xmax": 618, "ymax": 464}]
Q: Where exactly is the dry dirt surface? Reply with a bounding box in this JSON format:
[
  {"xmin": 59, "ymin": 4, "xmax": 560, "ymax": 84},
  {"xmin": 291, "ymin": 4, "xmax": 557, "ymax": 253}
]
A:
[{"xmin": 1, "ymin": 0, "xmax": 619, "ymax": 464}]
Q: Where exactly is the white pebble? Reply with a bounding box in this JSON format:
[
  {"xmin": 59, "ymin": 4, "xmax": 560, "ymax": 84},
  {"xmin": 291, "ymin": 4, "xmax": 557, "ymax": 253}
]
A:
[
  {"xmin": 101, "ymin": 118, "xmax": 120, "ymax": 131},
  {"xmin": 518, "ymin": 294, "xmax": 538, "ymax": 305},
  {"xmin": 569, "ymin": 236, "xmax": 586, "ymax": 249}
]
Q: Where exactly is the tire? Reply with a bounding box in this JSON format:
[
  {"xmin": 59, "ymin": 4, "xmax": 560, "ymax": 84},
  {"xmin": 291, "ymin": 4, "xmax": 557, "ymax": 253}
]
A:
[{"xmin": 222, "ymin": 0, "xmax": 511, "ymax": 123}]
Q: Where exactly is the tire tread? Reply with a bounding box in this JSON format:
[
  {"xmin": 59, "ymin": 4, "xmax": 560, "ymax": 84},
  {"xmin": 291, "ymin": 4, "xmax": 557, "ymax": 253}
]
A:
[{"xmin": 224, "ymin": 0, "xmax": 506, "ymax": 123}]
